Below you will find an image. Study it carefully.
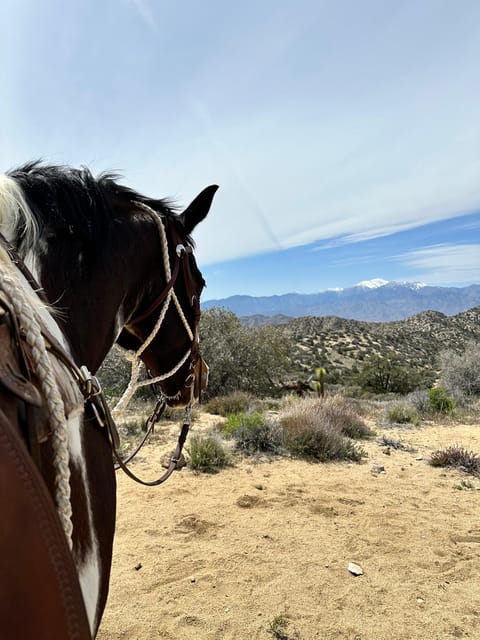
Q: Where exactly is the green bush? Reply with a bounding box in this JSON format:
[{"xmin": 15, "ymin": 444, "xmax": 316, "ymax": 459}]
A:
[
  {"xmin": 187, "ymin": 435, "xmax": 229, "ymax": 472},
  {"xmin": 428, "ymin": 387, "xmax": 454, "ymax": 414},
  {"xmin": 386, "ymin": 403, "xmax": 420, "ymax": 426},
  {"xmin": 220, "ymin": 412, "xmax": 281, "ymax": 454},
  {"xmin": 199, "ymin": 308, "xmax": 296, "ymax": 399},
  {"xmin": 278, "ymin": 397, "xmax": 368, "ymax": 462},
  {"xmin": 222, "ymin": 411, "xmax": 265, "ymax": 437},
  {"xmin": 354, "ymin": 353, "xmax": 426, "ymax": 394}
]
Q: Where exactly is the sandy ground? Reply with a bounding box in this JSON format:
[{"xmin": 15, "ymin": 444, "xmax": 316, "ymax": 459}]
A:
[{"xmin": 97, "ymin": 412, "xmax": 480, "ymax": 640}]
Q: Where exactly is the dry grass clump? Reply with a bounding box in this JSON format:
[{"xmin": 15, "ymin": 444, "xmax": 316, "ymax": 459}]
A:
[
  {"xmin": 187, "ymin": 435, "xmax": 230, "ymax": 472},
  {"xmin": 203, "ymin": 391, "xmax": 254, "ymax": 416},
  {"xmin": 430, "ymin": 445, "xmax": 480, "ymax": 475},
  {"xmin": 385, "ymin": 403, "xmax": 420, "ymax": 426},
  {"xmin": 278, "ymin": 396, "xmax": 370, "ymax": 462}
]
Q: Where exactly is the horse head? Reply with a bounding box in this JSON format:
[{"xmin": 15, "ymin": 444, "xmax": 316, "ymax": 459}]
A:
[{"xmin": 115, "ymin": 185, "xmax": 217, "ymax": 407}]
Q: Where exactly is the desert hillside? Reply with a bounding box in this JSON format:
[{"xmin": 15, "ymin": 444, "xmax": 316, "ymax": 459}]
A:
[
  {"xmin": 286, "ymin": 306, "xmax": 480, "ymax": 378},
  {"xmin": 98, "ymin": 411, "xmax": 480, "ymax": 640}
]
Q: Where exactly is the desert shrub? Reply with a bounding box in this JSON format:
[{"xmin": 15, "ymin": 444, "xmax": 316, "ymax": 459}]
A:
[
  {"xmin": 312, "ymin": 396, "xmax": 374, "ymax": 439},
  {"xmin": 430, "ymin": 445, "xmax": 480, "ymax": 475},
  {"xmin": 385, "ymin": 403, "xmax": 420, "ymax": 426},
  {"xmin": 199, "ymin": 308, "xmax": 296, "ymax": 399},
  {"xmin": 278, "ymin": 397, "xmax": 368, "ymax": 462},
  {"xmin": 406, "ymin": 389, "xmax": 431, "ymax": 414},
  {"xmin": 233, "ymin": 420, "xmax": 282, "ymax": 455},
  {"xmin": 219, "ymin": 411, "xmax": 280, "ymax": 454},
  {"xmin": 96, "ymin": 345, "xmax": 131, "ymax": 399},
  {"xmin": 267, "ymin": 614, "xmax": 290, "ymax": 639},
  {"xmin": 119, "ymin": 416, "xmax": 147, "ymax": 436},
  {"xmin": 354, "ymin": 353, "xmax": 426, "ymax": 394},
  {"xmin": 187, "ymin": 435, "xmax": 229, "ymax": 472},
  {"xmin": 222, "ymin": 411, "xmax": 266, "ymax": 437},
  {"xmin": 428, "ymin": 386, "xmax": 454, "ymax": 414},
  {"xmin": 203, "ymin": 391, "xmax": 254, "ymax": 416},
  {"xmin": 378, "ymin": 435, "xmax": 416, "ymax": 452},
  {"xmin": 438, "ymin": 343, "xmax": 480, "ymax": 397}
]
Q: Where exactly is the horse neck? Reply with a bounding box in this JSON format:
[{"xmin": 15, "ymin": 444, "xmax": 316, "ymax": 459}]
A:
[{"xmin": 39, "ymin": 222, "xmax": 161, "ymax": 373}]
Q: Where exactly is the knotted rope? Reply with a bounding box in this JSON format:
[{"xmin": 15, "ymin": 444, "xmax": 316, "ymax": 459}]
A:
[
  {"xmin": 112, "ymin": 205, "xmax": 194, "ymax": 416},
  {"xmin": 0, "ymin": 269, "xmax": 73, "ymax": 548}
]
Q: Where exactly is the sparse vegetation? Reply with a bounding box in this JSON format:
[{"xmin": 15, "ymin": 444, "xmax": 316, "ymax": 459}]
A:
[
  {"xmin": 187, "ymin": 435, "xmax": 229, "ymax": 472},
  {"xmin": 204, "ymin": 391, "xmax": 254, "ymax": 416},
  {"xmin": 430, "ymin": 445, "xmax": 480, "ymax": 475},
  {"xmin": 438, "ymin": 343, "xmax": 480, "ymax": 397},
  {"xmin": 267, "ymin": 614, "xmax": 290, "ymax": 640},
  {"xmin": 220, "ymin": 411, "xmax": 281, "ymax": 455},
  {"xmin": 385, "ymin": 403, "xmax": 420, "ymax": 426},
  {"xmin": 378, "ymin": 435, "xmax": 416, "ymax": 452},
  {"xmin": 278, "ymin": 397, "xmax": 369, "ymax": 462},
  {"xmin": 453, "ymin": 479, "xmax": 475, "ymax": 490}
]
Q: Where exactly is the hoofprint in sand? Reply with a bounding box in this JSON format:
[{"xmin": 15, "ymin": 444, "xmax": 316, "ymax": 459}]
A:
[{"xmin": 98, "ymin": 412, "xmax": 480, "ymax": 640}]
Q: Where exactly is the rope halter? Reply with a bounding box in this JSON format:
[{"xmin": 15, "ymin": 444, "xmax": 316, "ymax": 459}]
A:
[{"xmin": 113, "ymin": 203, "xmax": 202, "ymax": 416}]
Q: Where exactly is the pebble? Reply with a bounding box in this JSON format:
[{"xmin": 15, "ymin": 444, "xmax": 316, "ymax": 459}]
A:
[
  {"xmin": 371, "ymin": 463, "xmax": 385, "ymax": 475},
  {"xmin": 348, "ymin": 562, "xmax": 364, "ymax": 576}
]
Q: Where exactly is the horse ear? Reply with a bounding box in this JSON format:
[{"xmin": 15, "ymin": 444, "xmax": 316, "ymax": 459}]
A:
[{"xmin": 181, "ymin": 185, "xmax": 219, "ymax": 234}]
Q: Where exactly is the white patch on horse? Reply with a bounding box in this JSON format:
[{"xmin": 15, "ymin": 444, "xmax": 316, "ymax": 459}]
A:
[
  {"xmin": 68, "ymin": 417, "xmax": 101, "ymax": 634},
  {"xmin": 76, "ymin": 542, "xmax": 101, "ymax": 635},
  {"xmin": 114, "ymin": 309, "xmax": 125, "ymax": 341}
]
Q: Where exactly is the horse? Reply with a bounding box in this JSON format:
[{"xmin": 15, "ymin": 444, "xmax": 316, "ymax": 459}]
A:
[{"xmin": 0, "ymin": 162, "xmax": 218, "ymax": 637}]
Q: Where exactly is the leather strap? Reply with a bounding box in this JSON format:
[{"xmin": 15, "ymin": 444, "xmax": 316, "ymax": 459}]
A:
[{"xmin": 0, "ymin": 407, "xmax": 92, "ymax": 640}]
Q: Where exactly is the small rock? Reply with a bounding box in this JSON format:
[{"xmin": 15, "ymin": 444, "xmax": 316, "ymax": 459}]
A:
[
  {"xmin": 371, "ymin": 463, "xmax": 385, "ymax": 475},
  {"xmin": 134, "ymin": 563, "xmax": 142, "ymax": 571},
  {"xmin": 348, "ymin": 562, "xmax": 364, "ymax": 576},
  {"xmin": 190, "ymin": 577, "xmax": 196, "ymax": 583},
  {"xmin": 254, "ymin": 484, "xmax": 266, "ymax": 490},
  {"xmin": 382, "ymin": 447, "xmax": 391, "ymax": 455},
  {"xmin": 160, "ymin": 452, "xmax": 187, "ymax": 469},
  {"xmin": 415, "ymin": 456, "xmax": 423, "ymax": 461}
]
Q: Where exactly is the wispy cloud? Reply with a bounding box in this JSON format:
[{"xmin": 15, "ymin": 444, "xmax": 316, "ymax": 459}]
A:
[{"xmin": 399, "ymin": 243, "xmax": 480, "ymax": 285}]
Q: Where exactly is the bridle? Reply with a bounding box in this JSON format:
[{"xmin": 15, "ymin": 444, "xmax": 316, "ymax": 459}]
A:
[
  {"xmin": 102, "ymin": 202, "xmax": 207, "ymax": 485},
  {"xmin": 113, "ymin": 202, "xmax": 204, "ymax": 415}
]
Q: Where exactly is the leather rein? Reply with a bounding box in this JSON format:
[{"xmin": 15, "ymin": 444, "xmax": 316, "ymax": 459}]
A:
[{"xmin": 0, "ymin": 211, "xmax": 203, "ymax": 487}]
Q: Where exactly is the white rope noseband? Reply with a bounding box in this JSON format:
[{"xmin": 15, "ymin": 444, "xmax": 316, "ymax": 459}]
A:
[{"xmin": 113, "ymin": 204, "xmax": 196, "ymax": 416}]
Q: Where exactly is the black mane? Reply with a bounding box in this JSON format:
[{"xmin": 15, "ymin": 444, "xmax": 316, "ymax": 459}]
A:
[{"xmin": 8, "ymin": 161, "xmax": 176, "ymax": 253}]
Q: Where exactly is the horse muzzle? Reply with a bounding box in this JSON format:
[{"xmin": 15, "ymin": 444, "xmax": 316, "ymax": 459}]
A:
[{"xmin": 162, "ymin": 356, "xmax": 208, "ymax": 408}]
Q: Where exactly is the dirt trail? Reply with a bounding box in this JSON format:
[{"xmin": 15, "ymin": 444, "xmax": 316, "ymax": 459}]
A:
[{"xmin": 97, "ymin": 415, "xmax": 480, "ymax": 640}]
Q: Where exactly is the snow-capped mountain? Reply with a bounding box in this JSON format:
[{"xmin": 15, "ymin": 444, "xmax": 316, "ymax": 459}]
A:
[
  {"xmin": 202, "ymin": 281, "xmax": 480, "ymax": 322},
  {"xmin": 355, "ymin": 278, "xmax": 390, "ymax": 289}
]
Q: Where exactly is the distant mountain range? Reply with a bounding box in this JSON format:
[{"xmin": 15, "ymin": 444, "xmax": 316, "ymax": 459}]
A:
[{"xmin": 202, "ymin": 279, "xmax": 480, "ymax": 322}]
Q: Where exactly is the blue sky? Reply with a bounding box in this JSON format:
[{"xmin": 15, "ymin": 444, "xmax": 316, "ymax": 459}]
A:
[{"xmin": 1, "ymin": 0, "xmax": 479, "ymax": 299}]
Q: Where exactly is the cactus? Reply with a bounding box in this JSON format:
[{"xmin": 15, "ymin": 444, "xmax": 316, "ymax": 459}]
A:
[{"xmin": 311, "ymin": 367, "xmax": 326, "ymax": 397}]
